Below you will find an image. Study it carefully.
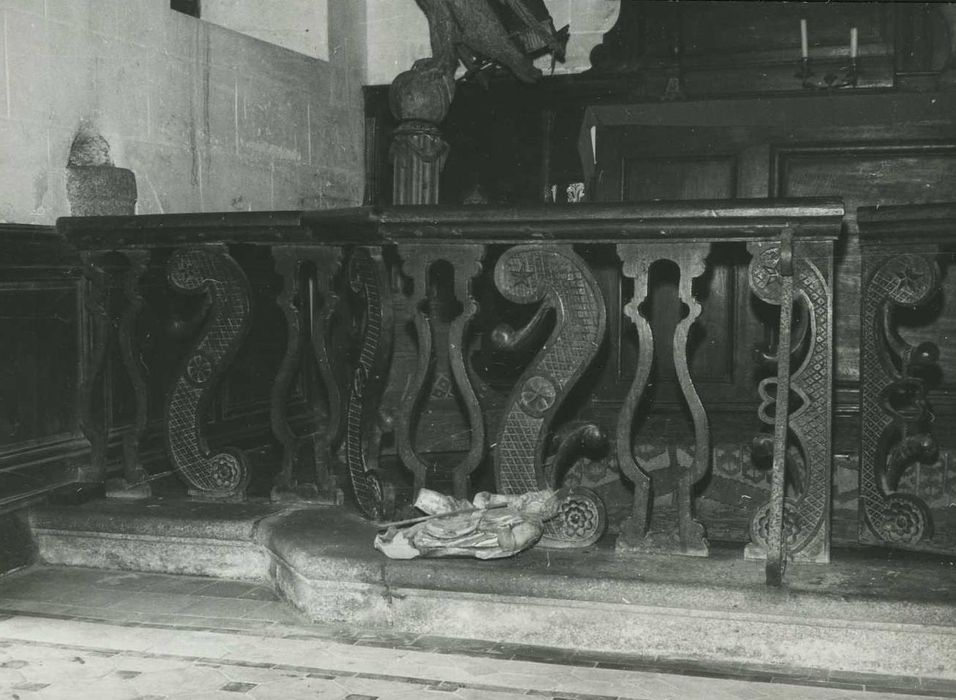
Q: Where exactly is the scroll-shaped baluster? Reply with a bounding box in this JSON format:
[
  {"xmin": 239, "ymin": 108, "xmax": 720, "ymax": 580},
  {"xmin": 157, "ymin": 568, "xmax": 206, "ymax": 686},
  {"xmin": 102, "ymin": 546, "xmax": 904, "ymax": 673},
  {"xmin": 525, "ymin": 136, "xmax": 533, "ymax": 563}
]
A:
[
  {"xmin": 492, "ymin": 244, "xmax": 608, "ymax": 548},
  {"xmin": 746, "ymin": 236, "xmax": 834, "ymax": 583},
  {"xmin": 859, "ymin": 247, "xmax": 940, "ymax": 549},
  {"xmin": 271, "ymin": 247, "xmax": 345, "ymax": 504},
  {"xmin": 108, "ymin": 250, "xmax": 152, "ymax": 498},
  {"xmin": 77, "ymin": 252, "xmax": 110, "ymax": 484},
  {"xmin": 166, "ymin": 246, "xmax": 251, "ymax": 499},
  {"xmin": 344, "ymin": 247, "xmax": 395, "ymax": 520},
  {"xmin": 396, "ymin": 245, "xmax": 486, "ymax": 499},
  {"xmin": 616, "ymin": 243, "xmax": 711, "ymax": 557}
]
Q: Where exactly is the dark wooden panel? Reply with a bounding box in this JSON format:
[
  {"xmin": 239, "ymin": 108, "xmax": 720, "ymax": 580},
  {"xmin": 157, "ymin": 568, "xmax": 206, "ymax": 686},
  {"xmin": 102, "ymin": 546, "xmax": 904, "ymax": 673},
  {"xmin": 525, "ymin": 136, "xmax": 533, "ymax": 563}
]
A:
[
  {"xmin": 623, "ymin": 156, "xmax": 736, "ymax": 202},
  {"xmin": 681, "ymin": 3, "xmax": 888, "ymax": 58},
  {"xmin": 0, "ymin": 226, "xmax": 82, "ymax": 506},
  {"xmin": 778, "ymin": 143, "xmax": 956, "ymax": 383},
  {"xmin": 0, "ymin": 286, "xmax": 78, "ymax": 446}
]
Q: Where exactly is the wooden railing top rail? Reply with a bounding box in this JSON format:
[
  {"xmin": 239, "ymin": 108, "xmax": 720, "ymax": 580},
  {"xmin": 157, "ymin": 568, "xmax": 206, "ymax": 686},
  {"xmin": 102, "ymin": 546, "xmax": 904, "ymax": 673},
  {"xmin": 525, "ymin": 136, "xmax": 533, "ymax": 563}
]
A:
[{"xmin": 57, "ymin": 198, "xmax": 844, "ymax": 249}]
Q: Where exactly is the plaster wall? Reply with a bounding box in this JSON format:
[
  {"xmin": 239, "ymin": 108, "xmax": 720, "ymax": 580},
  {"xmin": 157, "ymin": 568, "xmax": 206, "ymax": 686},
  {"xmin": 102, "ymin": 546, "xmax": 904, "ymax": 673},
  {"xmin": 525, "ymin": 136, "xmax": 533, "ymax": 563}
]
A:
[
  {"xmin": 201, "ymin": 0, "xmax": 329, "ymax": 61},
  {"xmin": 364, "ymin": 0, "xmax": 620, "ymax": 86},
  {"xmin": 0, "ymin": 0, "xmax": 366, "ymax": 224}
]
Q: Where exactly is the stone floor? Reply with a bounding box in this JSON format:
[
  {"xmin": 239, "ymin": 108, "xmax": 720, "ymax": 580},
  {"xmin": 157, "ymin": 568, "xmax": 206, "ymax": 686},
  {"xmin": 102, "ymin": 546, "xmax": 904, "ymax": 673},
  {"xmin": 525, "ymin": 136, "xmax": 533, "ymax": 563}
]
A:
[{"xmin": 0, "ymin": 566, "xmax": 953, "ymax": 699}]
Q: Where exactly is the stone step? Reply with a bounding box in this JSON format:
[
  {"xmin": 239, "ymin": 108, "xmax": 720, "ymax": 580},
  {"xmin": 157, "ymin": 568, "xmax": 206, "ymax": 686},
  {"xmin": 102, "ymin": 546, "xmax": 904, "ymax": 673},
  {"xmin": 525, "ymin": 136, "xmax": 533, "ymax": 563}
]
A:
[{"xmin": 28, "ymin": 498, "xmax": 956, "ymax": 682}]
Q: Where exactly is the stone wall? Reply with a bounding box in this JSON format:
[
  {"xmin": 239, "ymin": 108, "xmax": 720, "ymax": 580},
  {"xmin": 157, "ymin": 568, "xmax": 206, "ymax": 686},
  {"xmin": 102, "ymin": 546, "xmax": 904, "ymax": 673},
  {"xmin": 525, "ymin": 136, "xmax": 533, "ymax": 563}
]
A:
[
  {"xmin": 364, "ymin": 0, "xmax": 620, "ymax": 86},
  {"xmin": 0, "ymin": 0, "xmax": 366, "ymax": 224}
]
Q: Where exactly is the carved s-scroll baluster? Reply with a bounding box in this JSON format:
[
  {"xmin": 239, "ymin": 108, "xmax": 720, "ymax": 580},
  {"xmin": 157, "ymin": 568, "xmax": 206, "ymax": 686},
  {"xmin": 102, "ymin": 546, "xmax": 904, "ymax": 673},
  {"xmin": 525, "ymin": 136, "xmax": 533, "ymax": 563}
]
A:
[
  {"xmin": 492, "ymin": 244, "xmax": 608, "ymax": 548},
  {"xmin": 746, "ymin": 236, "xmax": 795, "ymax": 585},
  {"xmin": 746, "ymin": 235, "xmax": 834, "ymax": 583},
  {"xmin": 860, "ymin": 248, "xmax": 940, "ymax": 549},
  {"xmin": 396, "ymin": 245, "xmax": 486, "ymax": 499},
  {"xmin": 166, "ymin": 246, "xmax": 251, "ymax": 499},
  {"xmin": 345, "ymin": 247, "xmax": 395, "ymax": 520},
  {"xmin": 616, "ymin": 243, "xmax": 711, "ymax": 557},
  {"xmin": 77, "ymin": 252, "xmax": 110, "ymax": 484},
  {"xmin": 109, "ymin": 249, "xmax": 152, "ymax": 498}
]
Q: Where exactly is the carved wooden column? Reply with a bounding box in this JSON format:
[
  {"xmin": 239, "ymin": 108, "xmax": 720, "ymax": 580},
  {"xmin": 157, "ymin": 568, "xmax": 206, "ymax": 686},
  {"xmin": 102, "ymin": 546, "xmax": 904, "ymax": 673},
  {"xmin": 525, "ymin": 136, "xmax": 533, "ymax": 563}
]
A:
[
  {"xmin": 389, "ymin": 61, "xmax": 453, "ymax": 205},
  {"xmin": 270, "ymin": 246, "xmax": 345, "ymax": 505},
  {"xmin": 616, "ymin": 243, "xmax": 711, "ymax": 557},
  {"xmin": 491, "ymin": 244, "xmax": 609, "ymax": 548},
  {"xmin": 396, "ymin": 244, "xmax": 486, "ymax": 499},
  {"xmin": 745, "ymin": 235, "xmax": 834, "ymax": 584},
  {"xmin": 858, "ymin": 244, "xmax": 940, "ymax": 550},
  {"xmin": 165, "ymin": 245, "xmax": 251, "ymax": 500}
]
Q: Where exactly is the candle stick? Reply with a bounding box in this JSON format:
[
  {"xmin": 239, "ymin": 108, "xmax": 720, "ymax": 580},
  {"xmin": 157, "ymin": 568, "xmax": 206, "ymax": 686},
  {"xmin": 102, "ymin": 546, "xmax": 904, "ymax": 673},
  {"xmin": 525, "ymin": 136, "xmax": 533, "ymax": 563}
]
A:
[
  {"xmin": 850, "ymin": 27, "xmax": 858, "ymax": 60},
  {"xmin": 800, "ymin": 19, "xmax": 808, "ymax": 59}
]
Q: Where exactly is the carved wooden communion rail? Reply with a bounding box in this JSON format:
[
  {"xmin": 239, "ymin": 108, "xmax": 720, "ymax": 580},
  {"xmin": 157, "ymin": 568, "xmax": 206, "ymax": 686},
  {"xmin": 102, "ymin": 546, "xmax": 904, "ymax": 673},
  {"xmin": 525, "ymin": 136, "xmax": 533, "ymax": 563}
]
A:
[{"xmin": 60, "ymin": 199, "xmax": 843, "ymax": 584}]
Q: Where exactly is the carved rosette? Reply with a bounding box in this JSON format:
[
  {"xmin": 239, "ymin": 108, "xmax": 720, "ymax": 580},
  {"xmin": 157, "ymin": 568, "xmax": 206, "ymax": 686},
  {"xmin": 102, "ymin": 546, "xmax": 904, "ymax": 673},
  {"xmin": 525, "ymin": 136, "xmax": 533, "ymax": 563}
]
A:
[
  {"xmin": 859, "ymin": 248, "xmax": 940, "ymax": 549},
  {"xmin": 165, "ymin": 246, "xmax": 251, "ymax": 499},
  {"xmin": 491, "ymin": 245, "xmax": 608, "ymax": 548},
  {"xmin": 396, "ymin": 244, "xmax": 486, "ymax": 499},
  {"xmin": 745, "ymin": 237, "xmax": 834, "ymax": 575},
  {"xmin": 344, "ymin": 247, "xmax": 395, "ymax": 520},
  {"xmin": 615, "ymin": 243, "xmax": 711, "ymax": 557}
]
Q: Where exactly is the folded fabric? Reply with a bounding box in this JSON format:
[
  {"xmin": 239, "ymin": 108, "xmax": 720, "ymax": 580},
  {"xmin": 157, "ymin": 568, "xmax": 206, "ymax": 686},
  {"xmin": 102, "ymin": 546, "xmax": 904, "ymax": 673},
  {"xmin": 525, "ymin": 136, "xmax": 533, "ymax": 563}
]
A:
[{"xmin": 374, "ymin": 488, "xmax": 560, "ymax": 560}]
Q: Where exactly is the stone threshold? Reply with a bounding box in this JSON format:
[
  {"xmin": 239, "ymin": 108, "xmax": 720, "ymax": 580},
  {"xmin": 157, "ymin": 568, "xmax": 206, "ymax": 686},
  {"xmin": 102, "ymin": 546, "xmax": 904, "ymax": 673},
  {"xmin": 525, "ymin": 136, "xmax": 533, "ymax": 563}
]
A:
[{"xmin": 28, "ymin": 498, "xmax": 956, "ymax": 683}]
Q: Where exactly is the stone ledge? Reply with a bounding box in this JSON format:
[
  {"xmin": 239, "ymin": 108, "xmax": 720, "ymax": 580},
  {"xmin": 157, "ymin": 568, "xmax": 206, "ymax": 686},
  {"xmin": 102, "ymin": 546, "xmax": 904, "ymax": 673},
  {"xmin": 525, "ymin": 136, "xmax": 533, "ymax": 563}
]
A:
[{"xmin": 28, "ymin": 498, "xmax": 956, "ymax": 680}]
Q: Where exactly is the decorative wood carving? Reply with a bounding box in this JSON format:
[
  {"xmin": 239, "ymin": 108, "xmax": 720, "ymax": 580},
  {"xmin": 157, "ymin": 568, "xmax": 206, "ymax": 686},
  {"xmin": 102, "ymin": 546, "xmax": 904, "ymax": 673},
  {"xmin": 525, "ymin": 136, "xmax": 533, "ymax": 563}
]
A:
[
  {"xmin": 270, "ymin": 246, "xmax": 345, "ymax": 504},
  {"xmin": 110, "ymin": 249, "xmax": 152, "ymax": 498},
  {"xmin": 165, "ymin": 246, "xmax": 252, "ymax": 499},
  {"xmin": 859, "ymin": 246, "xmax": 940, "ymax": 549},
  {"xmin": 492, "ymin": 244, "xmax": 609, "ymax": 548},
  {"xmin": 77, "ymin": 252, "xmax": 110, "ymax": 483},
  {"xmin": 396, "ymin": 244, "xmax": 486, "ymax": 499},
  {"xmin": 745, "ymin": 235, "xmax": 834, "ymax": 583},
  {"xmin": 306, "ymin": 248, "xmax": 349, "ymax": 501},
  {"xmin": 616, "ymin": 243, "xmax": 711, "ymax": 557},
  {"xmin": 344, "ymin": 247, "xmax": 396, "ymax": 520}
]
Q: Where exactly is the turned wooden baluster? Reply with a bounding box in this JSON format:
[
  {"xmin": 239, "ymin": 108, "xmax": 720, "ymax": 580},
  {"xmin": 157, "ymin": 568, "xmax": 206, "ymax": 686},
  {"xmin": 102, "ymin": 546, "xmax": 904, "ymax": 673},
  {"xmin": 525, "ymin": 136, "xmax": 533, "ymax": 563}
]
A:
[
  {"xmin": 616, "ymin": 243, "xmax": 711, "ymax": 557},
  {"xmin": 109, "ymin": 249, "xmax": 153, "ymax": 498},
  {"xmin": 165, "ymin": 245, "xmax": 251, "ymax": 500},
  {"xmin": 396, "ymin": 244, "xmax": 486, "ymax": 499},
  {"xmin": 77, "ymin": 252, "xmax": 110, "ymax": 484},
  {"xmin": 270, "ymin": 246, "xmax": 345, "ymax": 504}
]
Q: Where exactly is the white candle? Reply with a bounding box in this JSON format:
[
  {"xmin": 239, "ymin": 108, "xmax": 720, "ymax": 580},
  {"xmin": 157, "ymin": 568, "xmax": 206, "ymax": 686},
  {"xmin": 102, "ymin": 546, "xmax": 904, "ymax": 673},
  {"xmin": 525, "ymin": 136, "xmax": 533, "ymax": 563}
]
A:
[
  {"xmin": 800, "ymin": 19, "xmax": 808, "ymax": 59},
  {"xmin": 850, "ymin": 27, "xmax": 858, "ymax": 59}
]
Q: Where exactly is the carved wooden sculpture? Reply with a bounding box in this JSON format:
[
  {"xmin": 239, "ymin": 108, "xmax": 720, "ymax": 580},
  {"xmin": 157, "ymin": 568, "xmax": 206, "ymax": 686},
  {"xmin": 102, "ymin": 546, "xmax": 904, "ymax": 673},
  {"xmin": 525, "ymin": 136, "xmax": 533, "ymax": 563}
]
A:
[
  {"xmin": 165, "ymin": 246, "xmax": 251, "ymax": 499},
  {"xmin": 616, "ymin": 244, "xmax": 711, "ymax": 557},
  {"xmin": 492, "ymin": 244, "xmax": 609, "ymax": 548}
]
